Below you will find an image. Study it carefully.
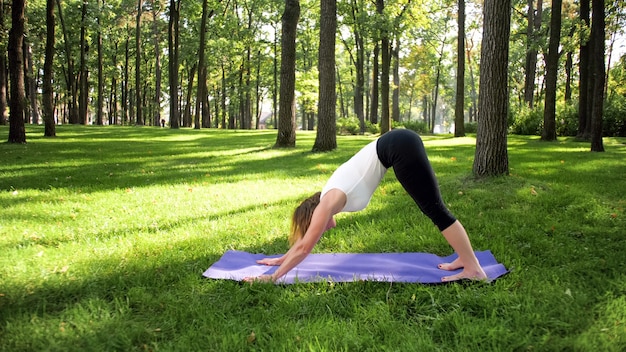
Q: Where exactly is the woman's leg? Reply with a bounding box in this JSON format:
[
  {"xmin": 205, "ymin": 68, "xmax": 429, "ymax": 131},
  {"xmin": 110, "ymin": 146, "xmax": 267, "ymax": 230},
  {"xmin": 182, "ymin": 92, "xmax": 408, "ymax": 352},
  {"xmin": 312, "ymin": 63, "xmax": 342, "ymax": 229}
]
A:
[
  {"xmin": 377, "ymin": 129, "xmax": 456, "ymax": 231},
  {"xmin": 439, "ymin": 221, "xmax": 487, "ymax": 281},
  {"xmin": 377, "ymin": 129, "xmax": 486, "ymax": 281}
]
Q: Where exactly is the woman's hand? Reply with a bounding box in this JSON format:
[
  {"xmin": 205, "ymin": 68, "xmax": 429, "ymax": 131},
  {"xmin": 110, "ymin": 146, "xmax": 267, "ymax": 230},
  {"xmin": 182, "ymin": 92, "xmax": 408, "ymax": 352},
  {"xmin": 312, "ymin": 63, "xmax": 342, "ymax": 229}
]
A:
[
  {"xmin": 243, "ymin": 274, "xmax": 274, "ymax": 283},
  {"xmin": 256, "ymin": 257, "xmax": 283, "ymax": 266}
]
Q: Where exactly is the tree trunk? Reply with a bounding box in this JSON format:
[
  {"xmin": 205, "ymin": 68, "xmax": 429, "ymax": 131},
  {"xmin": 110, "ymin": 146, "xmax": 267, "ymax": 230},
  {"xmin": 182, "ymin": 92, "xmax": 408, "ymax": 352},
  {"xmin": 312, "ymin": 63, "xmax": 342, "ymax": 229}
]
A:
[
  {"xmin": 152, "ymin": 0, "xmax": 162, "ymax": 127},
  {"xmin": 221, "ymin": 63, "xmax": 227, "ymax": 128},
  {"xmin": 195, "ymin": 0, "xmax": 210, "ymax": 129},
  {"xmin": 312, "ymin": 0, "xmax": 337, "ymax": 152},
  {"xmin": 350, "ymin": 0, "xmax": 365, "ymax": 133},
  {"xmin": 391, "ymin": 39, "xmax": 400, "ymax": 123},
  {"xmin": 466, "ymin": 37, "xmax": 478, "ymax": 122},
  {"xmin": 377, "ymin": 0, "xmax": 390, "ymax": 133},
  {"xmin": 43, "ymin": 0, "xmax": 56, "ymax": 136},
  {"xmin": 135, "ymin": 0, "xmax": 143, "ymax": 125},
  {"xmin": 0, "ymin": 0, "xmax": 7, "ymax": 125},
  {"xmin": 564, "ymin": 26, "xmax": 575, "ymax": 103},
  {"xmin": 274, "ymin": 0, "xmax": 299, "ymax": 148},
  {"xmin": 79, "ymin": 0, "xmax": 88, "ymax": 125},
  {"xmin": 524, "ymin": 0, "xmax": 542, "ymax": 108},
  {"xmin": 8, "ymin": 0, "xmax": 26, "ymax": 143},
  {"xmin": 370, "ymin": 43, "xmax": 379, "ymax": 125},
  {"xmin": 431, "ymin": 37, "xmax": 445, "ymax": 133},
  {"xmin": 183, "ymin": 64, "xmax": 196, "ymax": 127},
  {"xmin": 333, "ymin": 66, "xmax": 344, "ymax": 118},
  {"xmin": 96, "ymin": 0, "xmax": 104, "ymax": 125},
  {"xmin": 254, "ymin": 49, "xmax": 261, "ymax": 129},
  {"xmin": 590, "ymin": 0, "xmax": 605, "ymax": 152},
  {"xmin": 541, "ymin": 0, "xmax": 562, "ymax": 141},
  {"xmin": 577, "ymin": 0, "xmax": 591, "ymax": 139},
  {"xmin": 454, "ymin": 0, "xmax": 466, "ymax": 137},
  {"xmin": 472, "ymin": 0, "xmax": 511, "ymax": 177},
  {"xmin": 25, "ymin": 41, "xmax": 38, "ymax": 125},
  {"xmin": 56, "ymin": 0, "xmax": 79, "ymax": 125},
  {"xmin": 272, "ymin": 23, "xmax": 278, "ymax": 129},
  {"xmin": 168, "ymin": 0, "xmax": 180, "ymax": 128},
  {"xmin": 123, "ymin": 34, "xmax": 130, "ymax": 124},
  {"xmin": 564, "ymin": 51, "xmax": 573, "ymax": 103}
]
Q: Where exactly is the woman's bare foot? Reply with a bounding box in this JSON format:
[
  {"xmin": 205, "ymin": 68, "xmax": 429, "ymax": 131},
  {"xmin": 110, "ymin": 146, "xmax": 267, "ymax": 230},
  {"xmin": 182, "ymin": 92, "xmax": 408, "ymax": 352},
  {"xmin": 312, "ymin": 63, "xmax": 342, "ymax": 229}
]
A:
[
  {"xmin": 438, "ymin": 257, "xmax": 487, "ymax": 282},
  {"xmin": 438, "ymin": 256, "xmax": 463, "ymax": 271},
  {"xmin": 441, "ymin": 266, "xmax": 487, "ymax": 282}
]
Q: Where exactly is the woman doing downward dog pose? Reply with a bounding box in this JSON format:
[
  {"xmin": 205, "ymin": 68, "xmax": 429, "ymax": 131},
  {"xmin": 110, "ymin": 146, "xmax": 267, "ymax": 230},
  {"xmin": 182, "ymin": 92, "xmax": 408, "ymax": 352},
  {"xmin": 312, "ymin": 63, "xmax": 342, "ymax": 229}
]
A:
[{"xmin": 244, "ymin": 129, "xmax": 487, "ymax": 283}]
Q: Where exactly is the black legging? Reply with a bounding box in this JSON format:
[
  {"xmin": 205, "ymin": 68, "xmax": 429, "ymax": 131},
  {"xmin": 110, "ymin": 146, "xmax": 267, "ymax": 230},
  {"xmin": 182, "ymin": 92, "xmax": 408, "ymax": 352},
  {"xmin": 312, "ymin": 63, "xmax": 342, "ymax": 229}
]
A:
[{"xmin": 376, "ymin": 129, "xmax": 456, "ymax": 231}]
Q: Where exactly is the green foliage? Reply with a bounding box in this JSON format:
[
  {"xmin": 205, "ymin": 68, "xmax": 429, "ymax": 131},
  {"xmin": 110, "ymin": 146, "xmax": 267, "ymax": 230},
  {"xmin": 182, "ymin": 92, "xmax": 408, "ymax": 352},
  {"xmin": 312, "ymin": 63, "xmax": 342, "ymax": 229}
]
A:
[
  {"xmin": 555, "ymin": 103, "xmax": 579, "ymax": 137},
  {"xmin": 334, "ymin": 118, "xmax": 379, "ymax": 135},
  {"xmin": 336, "ymin": 117, "xmax": 360, "ymax": 135},
  {"xmin": 397, "ymin": 120, "xmax": 429, "ymax": 134},
  {"xmin": 604, "ymin": 96, "xmax": 626, "ymax": 137},
  {"xmin": 509, "ymin": 105, "xmax": 543, "ymax": 136},
  {"xmin": 365, "ymin": 120, "xmax": 380, "ymax": 135},
  {"xmin": 508, "ymin": 98, "xmax": 626, "ymax": 137},
  {"xmin": 1, "ymin": 126, "xmax": 626, "ymax": 351},
  {"xmin": 464, "ymin": 122, "xmax": 478, "ymax": 134},
  {"xmin": 336, "ymin": 117, "xmax": 361, "ymax": 135}
]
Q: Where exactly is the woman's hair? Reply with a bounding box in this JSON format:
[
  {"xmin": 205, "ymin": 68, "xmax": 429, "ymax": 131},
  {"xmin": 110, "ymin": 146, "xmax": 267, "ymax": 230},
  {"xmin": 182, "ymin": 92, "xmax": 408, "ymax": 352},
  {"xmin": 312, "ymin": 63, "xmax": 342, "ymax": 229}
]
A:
[{"xmin": 289, "ymin": 192, "xmax": 321, "ymax": 246}]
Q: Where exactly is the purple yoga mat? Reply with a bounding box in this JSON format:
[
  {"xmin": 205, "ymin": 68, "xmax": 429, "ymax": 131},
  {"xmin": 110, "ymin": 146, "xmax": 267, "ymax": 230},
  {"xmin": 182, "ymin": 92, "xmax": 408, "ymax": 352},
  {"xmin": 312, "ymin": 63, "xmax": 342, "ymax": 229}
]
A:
[{"xmin": 203, "ymin": 250, "xmax": 508, "ymax": 284}]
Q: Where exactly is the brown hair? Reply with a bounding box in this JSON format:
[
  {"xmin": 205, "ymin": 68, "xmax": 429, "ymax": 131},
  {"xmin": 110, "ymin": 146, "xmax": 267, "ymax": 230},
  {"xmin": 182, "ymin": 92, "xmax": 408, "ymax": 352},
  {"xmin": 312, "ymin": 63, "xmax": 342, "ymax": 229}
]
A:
[{"xmin": 289, "ymin": 192, "xmax": 321, "ymax": 246}]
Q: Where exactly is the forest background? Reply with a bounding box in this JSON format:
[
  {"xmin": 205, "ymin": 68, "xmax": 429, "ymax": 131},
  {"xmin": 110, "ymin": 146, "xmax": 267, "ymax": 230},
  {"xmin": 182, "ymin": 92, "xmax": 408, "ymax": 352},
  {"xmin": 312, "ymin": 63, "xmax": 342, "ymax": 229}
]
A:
[{"xmin": 1, "ymin": 0, "xmax": 625, "ymax": 151}]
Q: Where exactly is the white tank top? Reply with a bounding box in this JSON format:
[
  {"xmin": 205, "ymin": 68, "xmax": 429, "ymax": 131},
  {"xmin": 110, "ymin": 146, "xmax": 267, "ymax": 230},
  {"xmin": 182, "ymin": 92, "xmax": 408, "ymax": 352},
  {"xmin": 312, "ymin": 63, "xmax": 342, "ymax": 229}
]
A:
[{"xmin": 321, "ymin": 140, "xmax": 388, "ymax": 212}]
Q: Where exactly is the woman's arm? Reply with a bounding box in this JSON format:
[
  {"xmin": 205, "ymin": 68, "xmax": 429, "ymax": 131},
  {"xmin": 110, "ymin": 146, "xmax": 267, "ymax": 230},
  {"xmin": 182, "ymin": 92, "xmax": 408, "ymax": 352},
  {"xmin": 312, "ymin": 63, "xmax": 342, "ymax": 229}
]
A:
[{"xmin": 244, "ymin": 189, "xmax": 346, "ymax": 283}]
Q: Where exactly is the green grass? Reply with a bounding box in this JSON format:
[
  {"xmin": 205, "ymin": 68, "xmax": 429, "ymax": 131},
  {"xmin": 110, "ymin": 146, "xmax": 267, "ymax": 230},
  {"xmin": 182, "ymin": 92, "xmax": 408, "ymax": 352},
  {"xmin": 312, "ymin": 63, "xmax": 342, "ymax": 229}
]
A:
[{"xmin": 1, "ymin": 125, "xmax": 625, "ymax": 351}]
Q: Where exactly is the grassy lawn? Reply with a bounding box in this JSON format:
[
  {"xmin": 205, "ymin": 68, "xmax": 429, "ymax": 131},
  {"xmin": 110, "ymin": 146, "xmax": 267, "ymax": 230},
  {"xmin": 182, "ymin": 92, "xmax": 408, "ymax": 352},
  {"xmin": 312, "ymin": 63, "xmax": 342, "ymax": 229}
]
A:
[{"xmin": 1, "ymin": 125, "xmax": 625, "ymax": 351}]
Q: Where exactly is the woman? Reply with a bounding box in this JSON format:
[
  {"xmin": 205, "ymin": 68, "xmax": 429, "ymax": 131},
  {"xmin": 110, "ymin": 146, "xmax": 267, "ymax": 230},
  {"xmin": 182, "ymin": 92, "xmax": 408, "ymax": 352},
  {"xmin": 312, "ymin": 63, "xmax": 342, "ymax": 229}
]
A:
[{"xmin": 244, "ymin": 129, "xmax": 487, "ymax": 283}]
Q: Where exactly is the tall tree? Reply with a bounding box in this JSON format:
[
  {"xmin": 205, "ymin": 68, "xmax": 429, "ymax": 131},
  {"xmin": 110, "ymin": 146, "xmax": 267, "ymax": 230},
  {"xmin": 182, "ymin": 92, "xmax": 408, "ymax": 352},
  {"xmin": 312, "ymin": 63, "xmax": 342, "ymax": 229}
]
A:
[
  {"xmin": 577, "ymin": 0, "xmax": 591, "ymax": 139},
  {"xmin": 42, "ymin": 0, "xmax": 56, "ymax": 136},
  {"xmin": 391, "ymin": 39, "xmax": 400, "ymax": 123},
  {"xmin": 524, "ymin": 0, "xmax": 543, "ymax": 108},
  {"xmin": 8, "ymin": 0, "xmax": 26, "ymax": 143},
  {"xmin": 25, "ymin": 40, "xmax": 38, "ymax": 124},
  {"xmin": 377, "ymin": 0, "xmax": 391, "ymax": 133},
  {"xmin": 95, "ymin": 0, "xmax": 104, "ymax": 125},
  {"xmin": 369, "ymin": 42, "xmax": 379, "ymax": 125},
  {"xmin": 353, "ymin": 0, "xmax": 366, "ymax": 133},
  {"xmin": 135, "ymin": 0, "xmax": 143, "ymax": 125},
  {"xmin": 590, "ymin": 0, "xmax": 605, "ymax": 152},
  {"xmin": 168, "ymin": 0, "xmax": 180, "ymax": 128},
  {"xmin": 56, "ymin": 0, "xmax": 79, "ymax": 124},
  {"xmin": 195, "ymin": 0, "xmax": 212, "ymax": 129},
  {"xmin": 152, "ymin": 0, "xmax": 162, "ymax": 127},
  {"xmin": 0, "ymin": 0, "xmax": 7, "ymax": 125},
  {"xmin": 79, "ymin": 0, "xmax": 88, "ymax": 124},
  {"xmin": 473, "ymin": 0, "xmax": 510, "ymax": 177},
  {"xmin": 312, "ymin": 0, "xmax": 337, "ymax": 152},
  {"xmin": 454, "ymin": 0, "xmax": 466, "ymax": 137},
  {"xmin": 274, "ymin": 0, "xmax": 299, "ymax": 148},
  {"xmin": 541, "ymin": 0, "xmax": 562, "ymax": 141}
]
